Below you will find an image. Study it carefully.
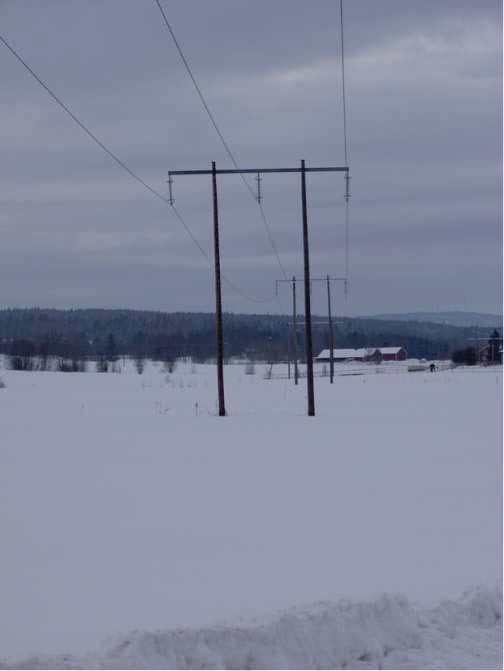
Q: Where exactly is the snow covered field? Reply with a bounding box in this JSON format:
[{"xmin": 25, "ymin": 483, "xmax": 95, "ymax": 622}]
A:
[{"xmin": 0, "ymin": 360, "xmax": 501, "ymax": 669}]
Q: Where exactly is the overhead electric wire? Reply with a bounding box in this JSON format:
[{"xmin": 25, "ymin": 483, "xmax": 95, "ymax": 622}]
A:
[
  {"xmin": 0, "ymin": 31, "xmax": 270, "ymax": 305},
  {"xmin": 153, "ymin": 0, "xmax": 288, "ymax": 281}
]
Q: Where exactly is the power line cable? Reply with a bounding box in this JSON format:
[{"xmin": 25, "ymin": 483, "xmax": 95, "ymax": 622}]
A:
[
  {"xmin": 153, "ymin": 0, "xmax": 288, "ymax": 281},
  {"xmin": 0, "ymin": 31, "xmax": 270, "ymax": 305}
]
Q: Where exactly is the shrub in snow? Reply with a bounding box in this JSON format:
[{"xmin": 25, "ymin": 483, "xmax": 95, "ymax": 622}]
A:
[
  {"xmin": 56, "ymin": 357, "xmax": 87, "ymax": 373},
  {"xmin": 452, "ymin": 347, "xmax": 478, "ymax": 366},
  {"xmin": 9, "ymin": 354, "xmax": 35, "ymax": 371},
  {"xmin": 9, "ymin": 339, "xmax": 36, "ymax": 371},
  {"xmin": 245, "ymin": 362, "xmax": 255, "ymax": 375},
  {"xmin": 96, "ymin": 357, "xmax": 108, "ymax": 373},
  {"xmin": 0, "ymin": 376, "xmax": 5, "ymax": 389},
  {"xmin": 166, "ymin": 360, "xmax": 176, "ymax": 373}
]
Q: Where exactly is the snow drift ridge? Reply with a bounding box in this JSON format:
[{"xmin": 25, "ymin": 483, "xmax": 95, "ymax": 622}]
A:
[{"xmin": 2, "ymin": 588, "xmax": 501, "ymax": 670}]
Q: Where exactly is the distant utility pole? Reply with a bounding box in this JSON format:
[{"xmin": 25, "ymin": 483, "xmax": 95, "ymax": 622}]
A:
[
  {"xmin": 293, "ymin": 319, "xmax": 345, "ymax": 380},
  {"xmin": 168, "ymin": 161, "xmax": 349, "ymax": 417},
  {"xmin": 276, "ymin": 276, "xmax": 300, "ymax": 385},
  {"xmin": 286, "ymin": 326, "xmax": 291, "ymax": 380},
  {"xmin": 310, "ymin": 276, "xmax": 346, "ymax": 383},
  {"xmin": 344, "ymin": 171, "xmax": 350, "ymax": 317}
]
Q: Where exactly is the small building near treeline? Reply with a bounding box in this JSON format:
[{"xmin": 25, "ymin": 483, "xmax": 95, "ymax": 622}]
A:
[
  {"xmin": 315, "ymin": 346, "xmax": 407, "ymax": 363},
  {"xmin": 378, "ymin": 346, "xmax": 408, "ymax": 361}
]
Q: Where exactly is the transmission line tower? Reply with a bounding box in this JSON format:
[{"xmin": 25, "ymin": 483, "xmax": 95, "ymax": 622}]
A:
[{"xmin": 169, "ymin": 161, "xmax": 349, "ymax": 417}]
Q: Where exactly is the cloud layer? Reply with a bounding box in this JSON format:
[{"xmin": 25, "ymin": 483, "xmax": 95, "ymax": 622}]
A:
[{"xmin": 0, "ymin": 0, "xmax": 501, "ymax": 315}]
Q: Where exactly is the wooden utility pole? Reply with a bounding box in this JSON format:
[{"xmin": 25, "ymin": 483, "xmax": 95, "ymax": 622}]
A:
[
  {"xmin": 300, "ymin": 160, "xmax": 315, "ymax": 416},
  {"xmin": 344, "ymin": 171, "xmax": 350, "ymax": 317},
  {"xmin": 211, "ymin": 162, "xmax": 226, "ymax": 416},
  {"xmin": 292, "ymin": 277, "xmax": 299, "ymax": 385},
  {"xmin": 287, "ymin": 326, "xmax": 291, "ymax": 379},
  {"xmin": 327, "ymin": 275, "xmax": 335, "ymax": 383},
  {"xmin": 310, "ymin": 277, "xmax": 346, "ymax": 384},
  {"xmin": 276, "ymin": 275, "xmax": 300, "ymax": 385},
  {"xmin": 168, "ymin": 162, "xmax": 349, "ymax": 417}
]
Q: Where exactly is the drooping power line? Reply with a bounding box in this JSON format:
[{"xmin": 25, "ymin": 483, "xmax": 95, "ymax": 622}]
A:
[
  {"xmin": 153, "ymin": 0, "xmax": 288, "ymax": 281},
  {"xmin": 0, "ymin": 31, "xmax": 270, "ymax": 305}
]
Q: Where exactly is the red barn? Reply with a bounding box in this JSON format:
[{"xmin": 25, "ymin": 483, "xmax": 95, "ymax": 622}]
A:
[{"xmin": 379, "ymin": 347, "xmax": 407, "ymax": 361}]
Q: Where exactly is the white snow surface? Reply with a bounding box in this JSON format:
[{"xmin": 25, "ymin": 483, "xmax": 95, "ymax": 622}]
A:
[{"xmin": 0, "ymin": 360, "xmax": 502, "ymax": 668}]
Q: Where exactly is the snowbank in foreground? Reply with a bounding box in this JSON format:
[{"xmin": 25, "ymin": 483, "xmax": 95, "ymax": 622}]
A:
[{"xmin": 3, "ymin": 588, "xmax": 501, "ymax": 670}]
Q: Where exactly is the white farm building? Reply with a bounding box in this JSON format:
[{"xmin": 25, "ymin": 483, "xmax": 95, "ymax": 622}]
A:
[{"xmin": 315, "ymin": 347, "xmax": 407, "ymax": 363}]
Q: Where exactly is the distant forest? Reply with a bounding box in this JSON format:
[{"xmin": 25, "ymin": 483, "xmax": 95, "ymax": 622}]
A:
[{"xmin": 0, "ymin": 308, "xmax": 493, "ymax": 368}]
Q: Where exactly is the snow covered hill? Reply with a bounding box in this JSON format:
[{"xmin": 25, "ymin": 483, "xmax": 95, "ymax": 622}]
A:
[{"xmin": 368, "ymin": 311, "xmax": 502, "ymax": 329}]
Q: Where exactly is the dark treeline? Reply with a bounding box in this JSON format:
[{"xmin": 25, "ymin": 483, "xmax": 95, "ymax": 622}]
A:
[
  {"xmin": 451, "ymin": 329, "xmax": 502, "ymax": 366},
  {"xmin": 0, "ymin": 307, "xmax": 495, "ymax": 368}
]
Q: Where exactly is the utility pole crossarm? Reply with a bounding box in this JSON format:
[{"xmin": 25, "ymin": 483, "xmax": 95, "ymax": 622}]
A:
[
  {"xmin": 169, "ymin": 166, "xmax": 349, "ymax": 177},
  {"xmin": 310, "ymin": 277, "xmax": 347, "ymax": 282}
]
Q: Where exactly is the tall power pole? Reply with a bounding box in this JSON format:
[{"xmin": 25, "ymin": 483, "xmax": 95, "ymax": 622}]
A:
[
  {"xmin": 300, "ymin": 161, "xmax": 315, "ymax": 415},
  {"xmin": 168, "ymin": 161, "xmax": 349, "ymax": 417},
  {"xmin": 211, "ymin": 162, "xmax": 226, "ymax": 416}
]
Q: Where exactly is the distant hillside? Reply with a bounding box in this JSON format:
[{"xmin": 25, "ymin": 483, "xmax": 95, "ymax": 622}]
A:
[
  {"xmin": 367, "ymin": 311, "xmax": 502, "ymax": 329},
  {"xmin": 0, "ymin": 307, "xmax": 497, "ymax": 361}
]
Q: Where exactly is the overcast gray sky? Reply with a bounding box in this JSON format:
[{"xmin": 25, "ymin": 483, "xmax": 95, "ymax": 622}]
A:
[{"xmin": 0, "ymin": 0, "xmax": 502, "ymax": 316}]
